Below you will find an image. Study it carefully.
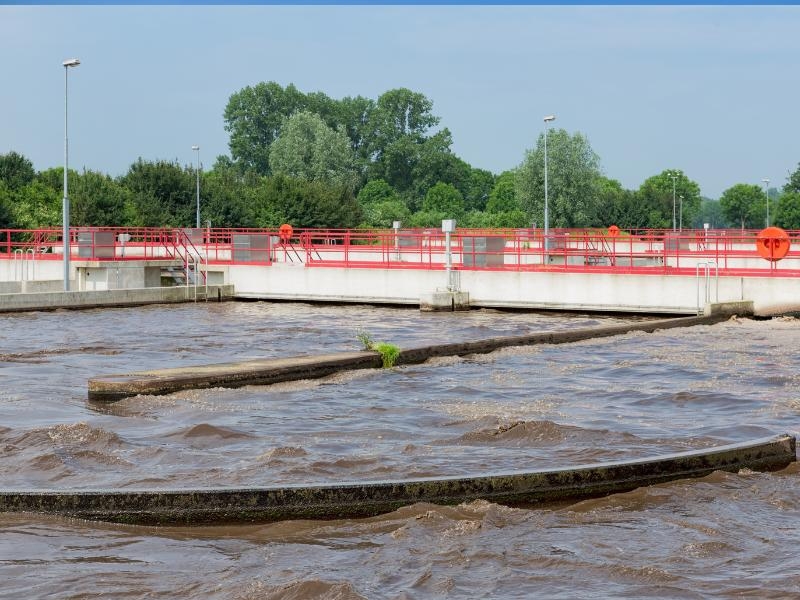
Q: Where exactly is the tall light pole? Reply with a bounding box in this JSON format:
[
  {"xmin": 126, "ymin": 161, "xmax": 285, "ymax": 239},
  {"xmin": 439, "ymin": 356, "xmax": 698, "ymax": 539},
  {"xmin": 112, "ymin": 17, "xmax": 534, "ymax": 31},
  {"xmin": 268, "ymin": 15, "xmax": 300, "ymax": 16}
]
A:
[
  {"xmin": 543, "ymin": 114, "xmax": 555, "ymax": 250},
  {"xmin": 62, "ymin": 58, "xmax": 80, "ymax": 292},
  {"xmin": 668, "ymin": 171, "xmax": 678, "ymax": 232},
  {"xmin": 192, "ymin": 145, "xmax": 200, "ymax": 229},
  {"xmin": 762, "ymin": 178, "xmax": 770, "ymax": 227},
  {"xmin": 679, "ymin": 195, "xmax": 684, "ymax": 232}
]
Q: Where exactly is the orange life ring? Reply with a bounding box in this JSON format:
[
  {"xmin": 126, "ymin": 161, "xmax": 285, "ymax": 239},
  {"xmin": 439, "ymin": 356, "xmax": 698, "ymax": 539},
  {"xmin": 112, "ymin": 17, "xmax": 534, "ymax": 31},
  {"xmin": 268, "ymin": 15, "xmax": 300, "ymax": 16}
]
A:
[
  {"xmin": 608, "ymin": 225, "xmax": 620, "ymax": 238},
  {"xmin": 279, "ymin": 223, "xmax": 293, "ymax": 243},
  {"xmin": 756, "ymin": 226, "xmax": 790, "ymax": 261}
]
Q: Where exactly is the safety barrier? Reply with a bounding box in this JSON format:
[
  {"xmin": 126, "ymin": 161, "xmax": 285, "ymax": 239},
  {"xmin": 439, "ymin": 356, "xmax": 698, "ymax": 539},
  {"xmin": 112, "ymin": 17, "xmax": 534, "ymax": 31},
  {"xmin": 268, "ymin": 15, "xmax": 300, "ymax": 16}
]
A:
[{"xmin": 2, "ymin": 227, "xmax": 800, "ymax": 278}]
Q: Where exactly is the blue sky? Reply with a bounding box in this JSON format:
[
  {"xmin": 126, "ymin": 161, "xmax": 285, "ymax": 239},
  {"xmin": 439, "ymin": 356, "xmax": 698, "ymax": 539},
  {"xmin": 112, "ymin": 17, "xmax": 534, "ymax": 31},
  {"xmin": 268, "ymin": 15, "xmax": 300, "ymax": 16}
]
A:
[{"xmin": 1, "ymin": 5, "xmax": 798, "ymax": 198}]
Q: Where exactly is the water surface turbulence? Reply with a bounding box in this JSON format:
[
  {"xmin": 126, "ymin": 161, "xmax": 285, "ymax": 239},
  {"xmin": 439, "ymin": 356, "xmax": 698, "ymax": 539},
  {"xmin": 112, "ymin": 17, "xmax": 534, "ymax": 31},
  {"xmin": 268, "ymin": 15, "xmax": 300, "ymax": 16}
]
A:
[{"xmin": 0, "ymin": 302, "xmax": 798, "ymax": 598}]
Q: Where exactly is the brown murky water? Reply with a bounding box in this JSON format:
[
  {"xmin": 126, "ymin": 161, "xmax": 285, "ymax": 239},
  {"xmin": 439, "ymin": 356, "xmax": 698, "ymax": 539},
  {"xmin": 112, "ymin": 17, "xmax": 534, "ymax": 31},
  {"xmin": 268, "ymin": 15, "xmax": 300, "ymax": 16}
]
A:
[{"xmin": 1, "ymin": 302, "xmax": 798, "ymax": 598}]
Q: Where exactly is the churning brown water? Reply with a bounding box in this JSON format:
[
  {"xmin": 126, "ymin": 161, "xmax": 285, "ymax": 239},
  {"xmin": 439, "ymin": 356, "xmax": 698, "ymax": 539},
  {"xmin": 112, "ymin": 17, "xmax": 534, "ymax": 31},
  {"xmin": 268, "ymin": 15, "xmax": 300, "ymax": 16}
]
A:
[{"xmin": 1, "ymin": 302, "xmax": 798, "ymax": 598}]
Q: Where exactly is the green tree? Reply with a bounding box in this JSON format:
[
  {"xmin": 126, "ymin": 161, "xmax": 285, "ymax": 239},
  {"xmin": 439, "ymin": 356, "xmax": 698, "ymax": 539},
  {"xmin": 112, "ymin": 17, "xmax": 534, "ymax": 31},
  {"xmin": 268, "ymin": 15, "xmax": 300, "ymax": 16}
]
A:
[
  {"xmin": 775, "ymin": 192, "xmax": 800, "ymax": 230},
  {"xmin": 0, "ymin": 151, "xmax": 36, "ymax": 190},
  {"xmin": 71, "ymin": 170, "xmax": 130, "ymax": 226},
  {"xmin": 250, "ymin": 174, "xmax": 361, "ymax": 229},
  {"xmin": 224, "ymin": 82, "xmax": 309, "ymax": 175},
  {"xmin": 486, "ymin": 171, "xmax": 520, "ymax": 214},
  {"xmin": 693, "ymin": 198, "xmax": 729, "ymax": 229},
  {"xmin": 201, "ymin": 169, "xmax": 249, "ymax": 228},
  {"xmin": 784, "ymin": 162, "xmax": 800, "ymax": 194},
  {"xmin": 362, "ymin": 199, "xmax": 411, "ymax": 229},
  {"xmin": 9, "ymin": 180, "xmax": 61, "ymax": 229},
  {"xmin": 422, "ymin": 182, "xmax": 465, "ymax": 219},
  {"xmin": 0, "ymin": 181, "xmax": 16, "ymax": 227},
  {"xmin": 357, "ymin": 179, "xmax": 398, "ymax": 206},
  {"xmin": 593, "ymin": 177, "xmax": 650, "ymax": 229},
  {"xmin": 119, "ymin": 159, "xmax": 195, "ymax": 227},
  {"xmin": 515, "ymin": 129, "xmax": 602, "ymax": 228},
  {"xmin": 268, "ymin": 111, "xmax": 359, "ymax": 190},
  {"xmin": 719, "ymin": 183, "xmax": 764, "ymax": 230},
  {"xmin": 637, "ymin": 170, "xmax": 702, "ymax": 229},
  {"xmin": 464, "ymin": 168, "xmax": 495, "ymax": 212},
  {"xmin": 410, "ymin": 130, "xmax": 471, "ymax": 203}
]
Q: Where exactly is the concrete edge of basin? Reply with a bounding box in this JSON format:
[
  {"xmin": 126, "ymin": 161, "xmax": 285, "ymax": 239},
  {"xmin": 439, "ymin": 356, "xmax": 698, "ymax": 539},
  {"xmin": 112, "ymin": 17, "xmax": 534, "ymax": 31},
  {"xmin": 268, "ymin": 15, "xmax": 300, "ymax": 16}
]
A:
[
  {"xmin": 0, "ymin": 434, "xmax": 794, "ymax": 526},
  {"xmin": 88, "ymin": 314, "xmax": 738, "ymax": 402}
]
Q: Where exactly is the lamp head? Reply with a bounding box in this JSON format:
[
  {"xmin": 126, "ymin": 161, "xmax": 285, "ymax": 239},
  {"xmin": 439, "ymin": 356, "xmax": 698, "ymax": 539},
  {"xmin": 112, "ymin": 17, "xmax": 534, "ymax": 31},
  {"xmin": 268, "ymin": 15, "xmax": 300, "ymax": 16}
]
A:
[
  {"xmin": 62, "ymin": 58, "xmax": 80, "ymax": 68},
  {"xmin": 543, "ymin": 115, "xmax": 556, "ymax": 123},
  {"xmin": 192, "ymin": 145, "xmax": 200, "ymax": 151}
]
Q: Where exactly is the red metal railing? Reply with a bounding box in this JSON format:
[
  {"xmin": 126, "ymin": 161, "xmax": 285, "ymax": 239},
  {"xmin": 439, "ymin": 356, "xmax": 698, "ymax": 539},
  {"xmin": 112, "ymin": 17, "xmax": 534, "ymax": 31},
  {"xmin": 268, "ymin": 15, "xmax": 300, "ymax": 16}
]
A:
[{"xmin": 2, "ymin": 227, "xmax": 799, "ymax": 277}]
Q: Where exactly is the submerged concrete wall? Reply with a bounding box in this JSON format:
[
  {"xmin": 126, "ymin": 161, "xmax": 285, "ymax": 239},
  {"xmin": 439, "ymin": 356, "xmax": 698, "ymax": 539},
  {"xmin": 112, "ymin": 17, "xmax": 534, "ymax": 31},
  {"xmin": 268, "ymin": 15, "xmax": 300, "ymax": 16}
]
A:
[
  {"xmin": 0, "ymin": 434, "xmax": 793, "ymax": 525},
  {"xmin": 88, "ymin": 314, "xmax": 737, "ymax": 402}
]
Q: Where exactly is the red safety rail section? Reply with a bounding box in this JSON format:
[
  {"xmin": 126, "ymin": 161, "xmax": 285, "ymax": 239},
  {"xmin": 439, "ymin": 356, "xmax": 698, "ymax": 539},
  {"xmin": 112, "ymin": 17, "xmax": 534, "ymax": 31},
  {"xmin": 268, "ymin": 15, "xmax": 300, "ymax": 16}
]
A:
[{"xmin": 3, "ymin": 227, "xmax": 800, "ymax": 277}]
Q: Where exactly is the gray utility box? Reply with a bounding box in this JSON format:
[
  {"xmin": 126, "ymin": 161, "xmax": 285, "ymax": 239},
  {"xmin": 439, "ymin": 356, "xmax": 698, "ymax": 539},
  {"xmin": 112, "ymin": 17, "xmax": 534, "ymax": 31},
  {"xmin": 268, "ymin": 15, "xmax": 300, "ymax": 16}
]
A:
[
  {"xmin": 77, "ymin": 230, "xmax": 115, "ymax": 258},
  {"xmin": 232, "ymin": 233, "xmax": 271, "ymax": 263},
  {"xmin": 664, "ymin": 233, "xmax": 690, "ymax": 251},
  {"xmin": 462, "ymin": 236, "xmax": 506, "ymax": 267}
]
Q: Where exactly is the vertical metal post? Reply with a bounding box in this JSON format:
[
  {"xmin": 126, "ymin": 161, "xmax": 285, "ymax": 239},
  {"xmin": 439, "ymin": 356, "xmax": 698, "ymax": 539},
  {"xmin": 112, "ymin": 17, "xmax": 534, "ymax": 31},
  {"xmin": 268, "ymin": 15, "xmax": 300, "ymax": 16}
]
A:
[
  {"xmin": 669, "ymin": 172, "xmax": 677, "ymax": 232},
  {"xmin": 542, "ymin": 115, "xmax": 555, "ymax": 253},
  {"xmin": 63, "ymin": 66, "xmax": 70, "ymax": 290},
  {"xmin": 62, "ymin": 59, "xmax": 81, "ymax": 291},
  {"xmin": 193, "ymin": 145, "xmax": 200, "ymax": 229},
  {"xmin": 762, "ymin": 178, "xmax": 770, "ymax": 227}
]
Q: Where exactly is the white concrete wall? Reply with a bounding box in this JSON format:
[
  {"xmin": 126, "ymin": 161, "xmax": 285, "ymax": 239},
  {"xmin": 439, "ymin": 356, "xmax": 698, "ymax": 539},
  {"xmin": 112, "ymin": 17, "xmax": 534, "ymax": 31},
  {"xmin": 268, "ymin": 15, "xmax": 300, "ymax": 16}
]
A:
[{"xmin": 229, "ymin": 263, "xmax": 800, "ymax": 315}]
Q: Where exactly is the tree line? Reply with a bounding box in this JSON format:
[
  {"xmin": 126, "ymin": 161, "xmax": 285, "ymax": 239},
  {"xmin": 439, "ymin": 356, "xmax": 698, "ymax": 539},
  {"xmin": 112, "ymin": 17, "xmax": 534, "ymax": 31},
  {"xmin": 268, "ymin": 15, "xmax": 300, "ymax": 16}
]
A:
[{"xmin": 2, "ymin": 81, "xmax": 800, "ymax": 231}]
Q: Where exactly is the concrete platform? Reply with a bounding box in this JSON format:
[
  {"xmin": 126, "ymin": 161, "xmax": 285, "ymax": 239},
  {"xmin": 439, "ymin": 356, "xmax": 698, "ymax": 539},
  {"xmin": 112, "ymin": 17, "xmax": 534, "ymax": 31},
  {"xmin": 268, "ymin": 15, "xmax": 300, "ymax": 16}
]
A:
[
  {"xmin": 0, "ymin": 285, "xmax": 234, "ymax": 313},
  {"xmin": 88, "ymin": 314, "xmax": 734, "ymax": 402},
  {"xmin": 0, "ymin": 434, "xmax": 793, "ymax": 525}
]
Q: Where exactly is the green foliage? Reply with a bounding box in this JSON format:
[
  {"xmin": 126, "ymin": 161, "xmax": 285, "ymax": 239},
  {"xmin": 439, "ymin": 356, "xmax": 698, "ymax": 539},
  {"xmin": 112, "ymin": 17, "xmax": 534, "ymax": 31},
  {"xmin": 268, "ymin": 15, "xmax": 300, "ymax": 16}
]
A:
[
  {"xmin": 784, "ymin": 163, "xmax": 800, "ymax": 194},
  {"xmin": 461, "ymin": 209, "xmax": 529, "ymax": 228},
  {"xmin": 362, "ymin": 199, "xmax": 411, "ymax": 229},
  {"xmin": 120, "ymin": 159, "xmax": 195, "ymax": 227},
  {"xmin": 357, "ymin": 179, "xmax": 397, "ymax": 206},
  {"xmin": 355, "ymin": 329, "xmax": 400, "ymax": 368},
  {"xmin": 250, "ymin": 174, "xmax": 361, "ymax": 229},
  {"xmin": 356, "ymin": 329, "xmax": 374, "ymax": 351},
  {"xmin": 0, "ymin": 181, "xmax": 15, "ymax": 228},
  {"xmin": 693, "ymin": 198, "xmax": 729, "ymax": 229},
  {"xmin": 409, "ymin": 210, "xmax": 447, "ymax": 228},
  {"xmin": 224, "ymin": 81, "xmax": 308, "ymax": 175},
  {"xmin": 636, "ymin": 170, "xmax": 702, "ymax": 230},
  {"xmin": 515, "ymin": 129, "xmax": 602, "ymax": 228},
  {"xmin": 775, "ymin": 192, "xmax": 800, "ymax": 230},
  {"xmin": 464, "ymin": 168, "xmax": 496, "ymax": 212},
  {"xmin": 373, "ymin": 342, "xmax": 400, "ymax": 368},
  {"xmin": 719, "ymin": 183, "xmax": 764, "ymax": 230},
  {"xmin": 486, "ymin": 171, "xmax": 519, "ymax": 213},
  {"xmin": 268, "ymin": 110, "xmax": 360, "ymax": 190},
  {"xmin": 422, "ymin": 182, "xmax": 464, "ymax": 219},
  {"xmin": 594, "ymin": 177, "xmax": 650, "ymax": 229},
  {"xmin": 70, "ymin": 170, "xmax": 130, "ymax": 226},
  {"xmin": 9, "ymin": 180, "xmax": 61, "ymax": 229},
  {"xmin": 0, "ymin": 151, "xmax": 36, "ymax": 190}
]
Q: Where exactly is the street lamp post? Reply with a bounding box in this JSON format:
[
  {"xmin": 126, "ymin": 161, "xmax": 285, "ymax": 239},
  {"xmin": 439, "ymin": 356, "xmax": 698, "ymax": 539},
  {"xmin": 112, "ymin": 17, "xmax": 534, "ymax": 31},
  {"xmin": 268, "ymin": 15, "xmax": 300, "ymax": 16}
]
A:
[
  {"xmin": 543, "ymin": 115, "xmax": 555, "ymax": 251},
  {"xmin": 762, "ymin": 178, "xmax": 770, "ymax": 227},
  {"xmin": 679, "ymin": 195, "xmax": 684, "ymax": 232},
  {"xmin": 668, "ymin": 171, "xmax": 678, "ymax": 232},
  {"xmin": 192, "ymin": 145, "xmax": 200, "ymax": 229},
  {"xmin": 62, "ymin": 58, "xmax": 80, "ymax": 292}
]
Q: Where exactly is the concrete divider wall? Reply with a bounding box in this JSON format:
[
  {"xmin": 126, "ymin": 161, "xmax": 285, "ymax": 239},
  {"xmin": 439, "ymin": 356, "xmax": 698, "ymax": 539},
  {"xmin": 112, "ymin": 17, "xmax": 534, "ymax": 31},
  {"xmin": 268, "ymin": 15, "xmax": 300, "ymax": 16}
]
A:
[
  {"xmin": 0, "ymin": 434, "xmax": 793, "ymax": 525},
  {"xmin": 0, "ymin": 285, "xmax": 234, "ymax": 313}
]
